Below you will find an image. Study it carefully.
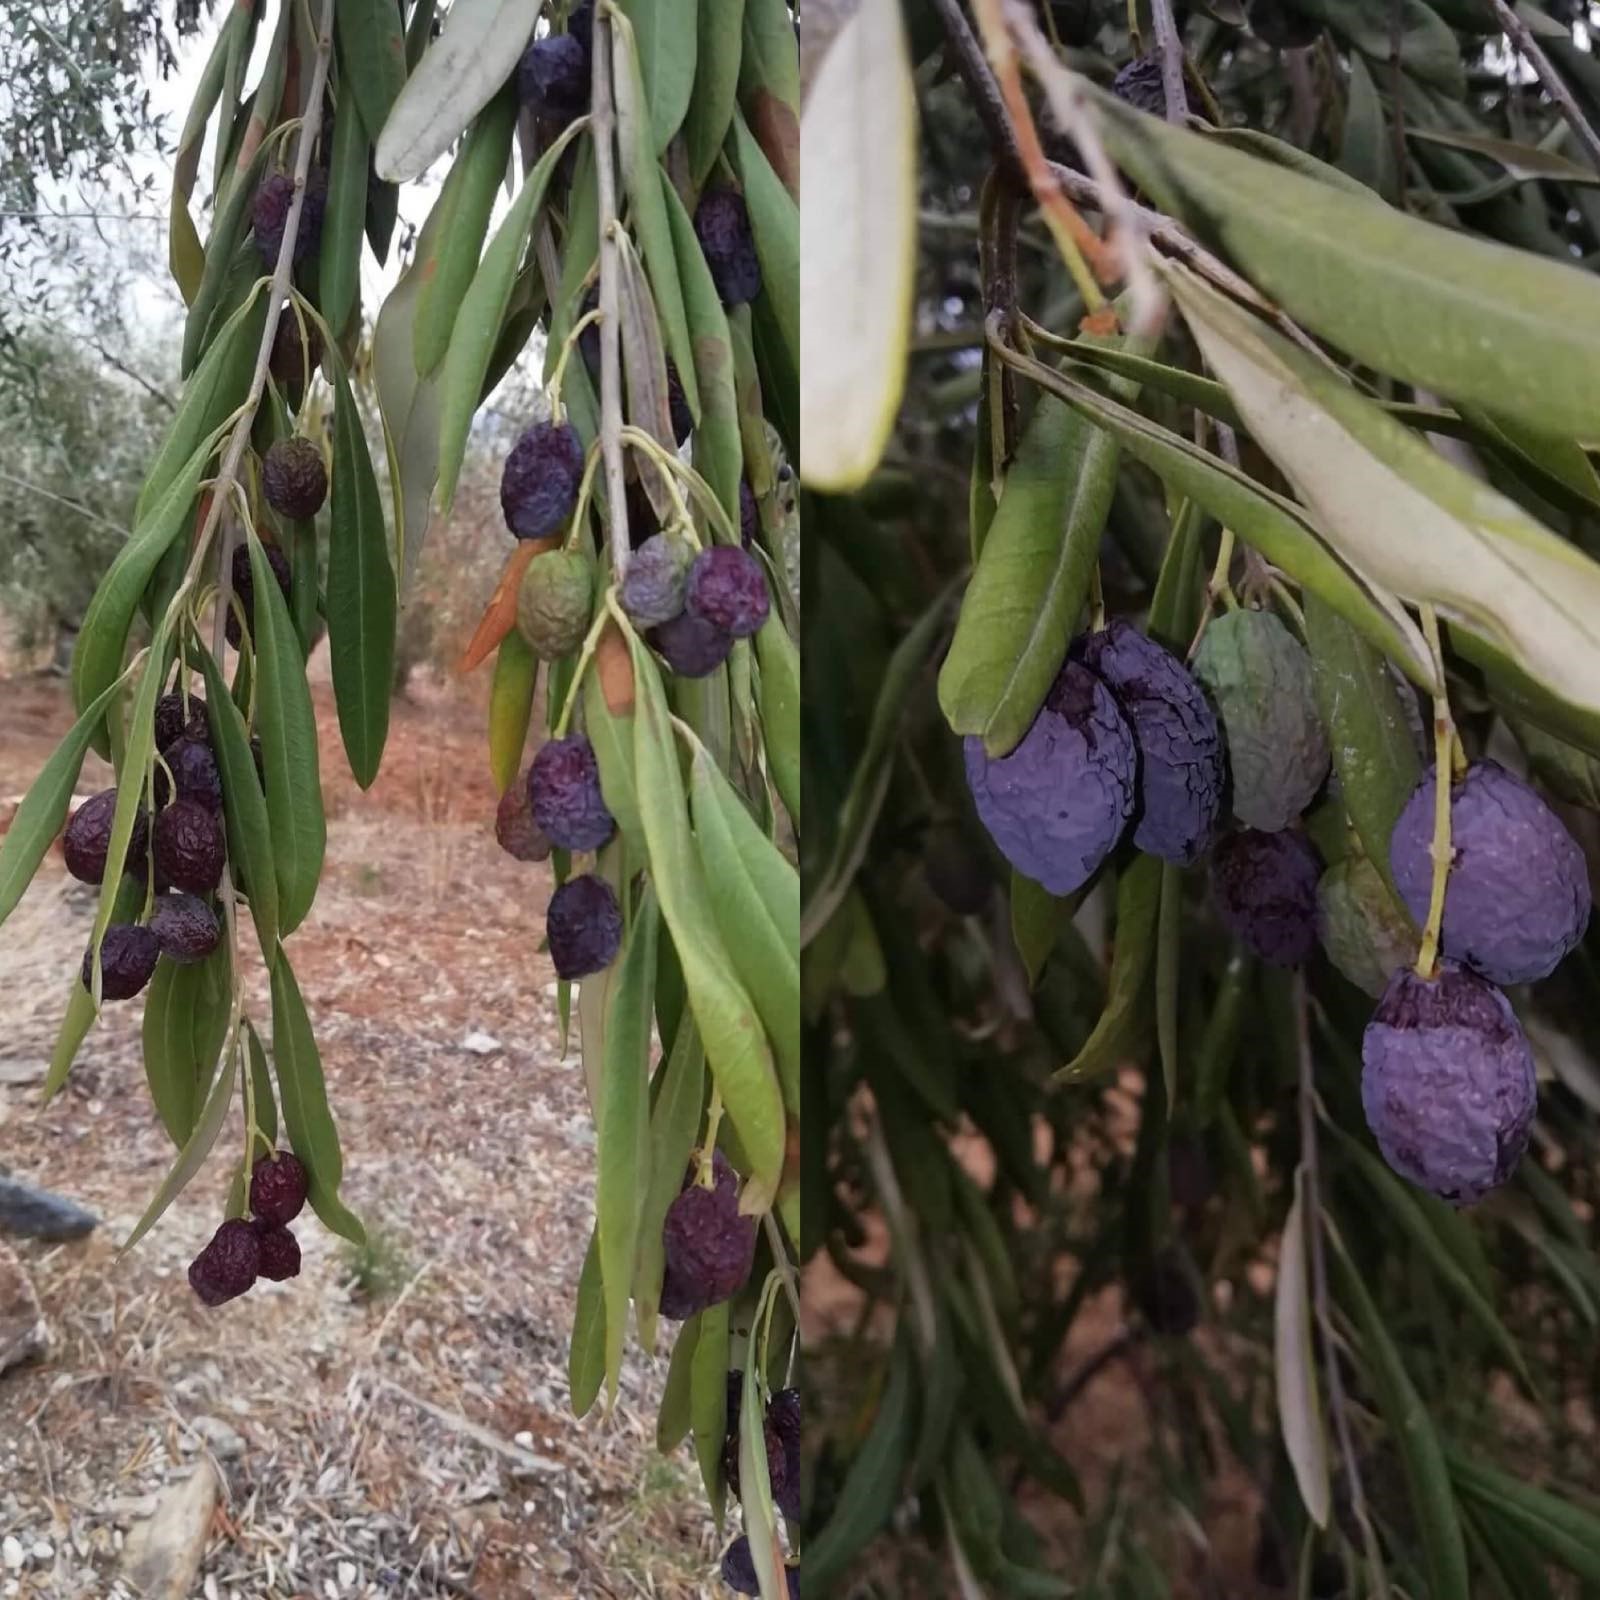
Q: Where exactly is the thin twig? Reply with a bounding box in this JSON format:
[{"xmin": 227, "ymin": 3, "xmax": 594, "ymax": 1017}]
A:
[
  {"xmin": 0, "ymin": 468, "xmax": 131, "ymax": 541},
  {"xmin": 83, "ymin": 334, "xmax": 177, "ymax": 411},
  {"xmin": 1010, "ymin": 6, "xmax": 1166, "ymax": 333},
  {"xmin": 969, "ymin": 0, "xmax": 1114, "ymax": 311},
  {"xmin": 591, "ymin": 5, "xmax": 632, "ymax": 579},
  {"xmin": 1490, "ymin": 0, "xmax": 1600, "ymax": 175},
  {"xmin": 927, "ymin": 0, "xmax": 1025, "ymax": 184},
  {"xmin": 1294, "ymin": 975, "xmax": 1379, "ymax": 1563},
  {"xmin": 1148, "ymin": 0, "xmax": 1189, "ymax": 124}
]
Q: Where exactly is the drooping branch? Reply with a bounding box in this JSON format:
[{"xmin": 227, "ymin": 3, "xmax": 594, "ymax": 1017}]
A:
[
  {"xmin": 203, "ymin": 0, "xmax": 337, "ymax": 669},
  {"xmin": 591, "ymin": 3, "xmax": 632, "ymax": 580},
  {"xmin": 1148, "ymin": 0, "xmax": 1189, "ymax": 125}
]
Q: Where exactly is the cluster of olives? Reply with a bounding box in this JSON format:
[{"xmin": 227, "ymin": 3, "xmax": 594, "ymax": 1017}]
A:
[
  {"xmin": 188, "ymin": 1151, "xmax": 307, "ymax": 1305},
  {"xmin": 964, "ymin": 604, "xmax": 1592, "ymax": 1207}
]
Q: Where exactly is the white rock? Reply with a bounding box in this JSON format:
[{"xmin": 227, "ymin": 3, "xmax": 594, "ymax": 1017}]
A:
[
  {"xmin": 513, "ymin": 1431, "xmax": 534, "ymax": 1448},
  {"xmin": 29, "ymin": 1543, "xmax": 51, "ymax": 1562},
  {"xmin": 337, "ymin": 1560, "xmax": 357, "ymax": 1588},
  {"xmin": 0, "ymin": 1539, "xmax": 20, "ymax": 1572},
  {"xmin": 460, "ymin": 1030, "xmax": 502, "ymax": 1056}
]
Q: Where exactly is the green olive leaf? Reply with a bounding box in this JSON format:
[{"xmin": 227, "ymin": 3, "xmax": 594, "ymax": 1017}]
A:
[
  {"xmin": 1169, "ymin": 259, "xmax": 1600, "ymax": 718},
  {"xmin": 689, "ymin": 744, "xmax": 800, "ymax": 1113},
  {"xmin": 195, "ymin": 639, "xmax": 281, "ymax": 964},
  {"xmin": 0, "ymin": 671, "xmax": 132, "ymax": 932},
  {"xmin": 248, "ymin": 530, "xmax": 326, "ymax": 934},
  {"xmin": 413, "ymin": 89, "xmax": 518, "ymax": 376},
  {"xmin": 1055, "ymin": 854, "xmax": 1161, "ymax": 1084},
  {"xmin": 142, "ymin": 941, "xmax": 233, "ymax": 1150},
  {"xmin": 569, "ymin": 1230, "xmax": 606, "ymax": 1418},
  {"xmin": 270, "ymin": 947, "xmax": 365, "ymax": 1246},
  {"xmin": 684, "ymin": 0, "xmax": 745, "ymax": 189},
  {"xmin": 634, "ymin": 1021, "xmax": 707, "ymax": 1347},
  {"xmin": 489, "ymin": 632, "xmax": 538, "ymax": 795},
  {"xmin": 628, "ymin": 629, "xmax": 787, "ymax": 1207},
  {"xmin": 318, "ymin": 78, "xmax": 372, "ymax": 341},
  {"xmin": 1275, "ymin": 1168, "xmax": 1332, "ymax": 1530},
  {"xmin": 596, "ymin": 887, "xmax": 659, "ymax": 1404},
  {"xmin": 662, "ymin": 171, "xmax": 744, "ymax": 527},
  {"xmin": 615, "ymin": 0, "xmax": 698, "ymax": 155},
  {"xmin": 1090, "ymin": 85, "xmax": 1600, "ymax": 444},
  {"xmin": 335, "ymin": 0, "xmax": 409, "ymax": 150},
  {"xmin": 435, "ymin": 114, "xmax": 590, "ymax": 514},
  {"xmin": 1305, "ymin": 592, "xmax": 1422, "ymax": 904},
  {"xmin": 690, "ymin": 1299, "xmax": 732, "ymax": 1522},
  {"xmin": 328, "ymin": 361, "xmax": 398, "ymax": 789},
  {"xmin": 611, "ymin": 9, "xmax": 701, "ymax": 423}
]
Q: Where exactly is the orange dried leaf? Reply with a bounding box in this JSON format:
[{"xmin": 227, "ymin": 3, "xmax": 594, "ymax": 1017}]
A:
[
  {"xmin": 457, "ymin": 539, "xmax": 555, "ymax": 674},
  {"xmin": 595, "ymin": 620, "xmax": 635, "ymax": 715},
  {"xmin": 1079, "ymin": 305, "xmax": 1121, "ymax": 337}
]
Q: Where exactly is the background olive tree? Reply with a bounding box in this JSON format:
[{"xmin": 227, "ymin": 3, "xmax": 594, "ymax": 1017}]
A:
[{"xmin": 801, "ymin": 0, "xmax": 1600, "ymax": 1593}]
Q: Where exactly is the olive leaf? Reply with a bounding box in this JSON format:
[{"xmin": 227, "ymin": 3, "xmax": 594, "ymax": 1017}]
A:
[
  {"xmin": 728, "ymin": 108, "xmax": 798, "ymax": 406},
  {"xmin": 804, "ymin": 1337, "xmax": 918, "ymax": 1589},
  {"xmin": 989, "ymin": 339, "xmax": 1436, "ymax": 692},
  {"xmin": 684, "ymin": 0, "xmax": 745, "ymax": 190},
  {"xmin": 662, "ymin": 173, "xmax": 745, "ymax": 526},
  {"xmin": 596, "ymin": 888, "xmax": 659, "ymax": 1404},
  {"xmin": 41, "ymin": 873, "xmax": 144, "ymax": 1103},
  {"xmin": 738, "ymin": 1356, "xmax": 784, "ymax": 1594},
  {"xmin": 755, "ymin": 614, "xmax": 800, "ymax": 827},
  {"xmin": 628, "ymin": 630, "xmax": 787, "ymax": 1206},
  {"xmin": 121, "ymin": 1031, "xmax": 241, "ymax": 1254},
  {"xmin": 1169, "ymin": 260, "xmax": 1600, "ymax": 718},
  {"xmin": 270, "ymin": 948, "xmax": 365, "ymax": 1246},
  {"xmin": 1328, "ymin": 1217, "xmax": 1471, "ymax": 1600},
  {"xmin": 142, "ymin": 943, "xmax": 234, "ymax": 1151},
  {"xmin": 633, "ymin": 1022, "xmax": 707, "ymax": 1346},
  {"xmin": 657, "ymin": 1313, "xmax": 701, "ymax": 1451},
  {"xmin": 690, "ymin": 1300, "xmax": 732, "ymax": 1521},
  {"xmin": 72, "ymin": 429, "xmax": 218, "ymax": 748},
  {"xmin": 569, "ymin": 1232, "xmax": 607, "ymax": 1419},
  {"xmin": 318, "ymin": 80, "xmax": 372, "ymax": 341},
  {"xmin": 181, "ymin": 134, "xmax": 274, "ymax": 378},
  {"xmin": 196, "ymin": 640, "xmax": 280, "ymax": 964},
  {"xmin": 374, "ymin": 0, "xmax": 538, "ymax": 182},
  {"xmin": 328, "ymin": 361, "xmax": 398, "ymax": 789},
  {"xmin": 1275, "ymin": 1169, "xmax": 1331, "ymax": 1529},
  {"xmin": 372, "ymin": 212, "xmax": 446, "ymax": 594},
  {"xmin": 798, "ymin": 0, "xmax": 917, "ymax": 492},
  {"xmin": 1055, "ymin": 855, "xmax": 1161, "ymax": 1083},
  {"xmin": 170, "ymin": 9, "xmax": 239, "ymax": 302},
  {"xmin": 248, "ymin": 531, "xmax": 326, "ymax": 935},
  {"xmin": 611, "ymin": 9, "xmax": 701, "ymax": 424},
  {"xmin": 689, "ymin": 743, "xmax": 800, "ymax": 1112},
  {"xmin": 246, "ymin": 1019, "xmax": 280, "ymax": 1149},
  {"xmin": 941, "ymin": 310, "xmax": 1153, "ymax": 756},
  {"xmin": 488, "ymin": 633, "xmax": 538, "ymax": 796},
  {"xmin": 1091, "ymin": 86, "xmax": 1600, "ymax": 444},
  {"xmin": 615, "ymin": 0, "xmax": 698, "ymax": 155},
  {"xmin": 435, "ymin": 113, "xmax": 590, "ymax": 514},
  {"xmin": 1341, "ymin": 51, "xmax": 1395, "ymax": 197},
  {"xmin": 335, "ymin": 0, "xmax": 409, "ymax": 149},
  {"xmin": 412, "ymin": 89, "xmax": 518, "ymax": 376},
  {"xmin": 1305, "ymin": 592, "xmax": 1422, "ymax": 904}
]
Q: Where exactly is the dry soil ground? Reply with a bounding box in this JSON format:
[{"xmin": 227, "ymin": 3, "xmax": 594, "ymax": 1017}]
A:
[{"xmin": 0, "ymin": 663, "xmax": 720, "ymax": 1599}]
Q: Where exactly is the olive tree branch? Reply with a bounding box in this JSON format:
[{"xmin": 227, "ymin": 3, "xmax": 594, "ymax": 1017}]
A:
[
  {"xmin": 1489, "ymin": 0, "xmax": 1600, "ymax": 176},
  {"xmin": 202, "ymin": 0, "xmax": 335, "ymax": 673},
  {"xmin": 592, "ymin": 3, "xmax": 632, "ymax": 580},
  {"xmin": 1148, "ymin": 0, "xmax": 1189, "ymax": 124}
]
